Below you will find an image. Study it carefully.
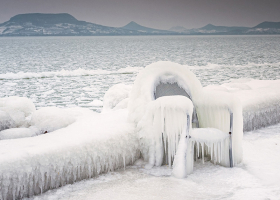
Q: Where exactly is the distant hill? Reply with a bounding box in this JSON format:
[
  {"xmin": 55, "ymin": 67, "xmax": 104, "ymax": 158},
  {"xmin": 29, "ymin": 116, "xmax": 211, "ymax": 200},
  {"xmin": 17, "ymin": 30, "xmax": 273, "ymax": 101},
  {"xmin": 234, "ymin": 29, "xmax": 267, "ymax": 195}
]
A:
[
  {"xmin": 233, "ymin": 21, "xmax": 280, "ymax": 34},
  {"xmin": 7, "ymin": 13, "xmax": 80, "ymax": 26},
  {"xmin": 170, "ymin": 22, "xmax": 280, "ymax": 35},
  {"xmin": 0, "ymin": 13, "xmax": 279, "ymax": 36},
  {"xmin": 122, "ymin": 21, "xmax": 176, "ymax": 34},
  {"xmin": 253, "ymin": 21, "xmax": 280, "ymax": 29},
  {"xmin": 194, "ymin": 24, "xmax": 249, "ymax": 33},
  {"xmin": 0, "ymin": 13, "xmax": 145, "ymax": 36}
]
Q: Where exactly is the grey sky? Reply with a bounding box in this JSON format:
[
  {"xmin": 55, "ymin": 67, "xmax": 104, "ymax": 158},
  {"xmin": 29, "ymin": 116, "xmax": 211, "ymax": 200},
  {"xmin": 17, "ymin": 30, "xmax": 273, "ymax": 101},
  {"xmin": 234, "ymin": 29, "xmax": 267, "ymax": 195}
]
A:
[{"xmin": 0, "ymin": 0, "xmax": 279, "ymax": 29}]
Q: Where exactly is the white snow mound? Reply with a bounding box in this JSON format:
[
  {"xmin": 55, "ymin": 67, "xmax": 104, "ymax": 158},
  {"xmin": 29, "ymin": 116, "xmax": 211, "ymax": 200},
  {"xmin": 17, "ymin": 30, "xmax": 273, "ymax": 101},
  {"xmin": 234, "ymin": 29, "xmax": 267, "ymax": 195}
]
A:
[
  {"xmin": 30, "ymin": 107, "xmax": 76, "ymax": 134},
  {"xmin": 102, "ymin": 84, "xmax": 132, "ymax": 112}
]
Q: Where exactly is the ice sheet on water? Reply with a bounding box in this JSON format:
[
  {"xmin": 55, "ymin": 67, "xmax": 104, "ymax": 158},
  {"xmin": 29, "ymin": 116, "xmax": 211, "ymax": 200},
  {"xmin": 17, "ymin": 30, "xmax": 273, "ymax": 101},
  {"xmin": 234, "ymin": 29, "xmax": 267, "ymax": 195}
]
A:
[{"xmin": 0, "ymin": 67, "xmax": 142, "ymax": 80}]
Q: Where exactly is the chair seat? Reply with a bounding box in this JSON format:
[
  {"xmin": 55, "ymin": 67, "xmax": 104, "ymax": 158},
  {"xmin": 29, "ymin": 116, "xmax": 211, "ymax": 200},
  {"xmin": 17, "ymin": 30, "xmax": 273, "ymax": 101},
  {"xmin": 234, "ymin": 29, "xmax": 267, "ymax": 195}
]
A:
[
  {"xmin": 188, "ymin": 128, "xmax": 230, "ymax": 167},
  {"xmin": 191, "ymin": 128, "xmax": 229, "ymax": 144}
]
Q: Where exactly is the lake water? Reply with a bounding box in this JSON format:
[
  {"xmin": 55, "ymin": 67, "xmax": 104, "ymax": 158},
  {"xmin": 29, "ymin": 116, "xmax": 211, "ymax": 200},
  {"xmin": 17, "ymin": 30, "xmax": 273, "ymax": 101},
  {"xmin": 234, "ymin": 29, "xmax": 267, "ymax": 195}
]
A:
[{"xmin": 0, "ymin": 35, "xmax": 279, "ymax": 111}]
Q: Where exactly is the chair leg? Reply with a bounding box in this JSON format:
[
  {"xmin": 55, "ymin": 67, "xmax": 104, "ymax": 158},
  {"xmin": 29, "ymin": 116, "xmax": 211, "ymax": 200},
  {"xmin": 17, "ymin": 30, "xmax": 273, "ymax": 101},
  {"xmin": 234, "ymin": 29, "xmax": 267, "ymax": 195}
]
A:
[{"xmin": 229, "ymin": 132, "xmax": 233, "ymax": 167}]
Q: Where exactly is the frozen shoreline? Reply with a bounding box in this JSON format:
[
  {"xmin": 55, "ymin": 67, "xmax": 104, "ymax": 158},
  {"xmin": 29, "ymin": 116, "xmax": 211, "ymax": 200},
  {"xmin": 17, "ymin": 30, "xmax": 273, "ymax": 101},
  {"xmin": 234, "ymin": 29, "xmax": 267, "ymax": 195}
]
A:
[
  {"xmin": 24, "ymin": 123, "xmax": 280, "ymax": 200},
  {"xmin": 1, "ymin": 72, "xmax": 280, "ymax": 199}
]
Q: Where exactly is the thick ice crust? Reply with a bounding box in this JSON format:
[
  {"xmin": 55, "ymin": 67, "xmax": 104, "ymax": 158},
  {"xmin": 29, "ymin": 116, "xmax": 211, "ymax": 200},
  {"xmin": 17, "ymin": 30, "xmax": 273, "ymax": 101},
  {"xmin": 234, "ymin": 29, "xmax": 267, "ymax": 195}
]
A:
[
  {"xmin": 206, "ymin": 79, "xmax": 280, "ymax": 131},
  {"xmin": 0, "ymin": 110, "xmax": 139, "ymax": 200}
]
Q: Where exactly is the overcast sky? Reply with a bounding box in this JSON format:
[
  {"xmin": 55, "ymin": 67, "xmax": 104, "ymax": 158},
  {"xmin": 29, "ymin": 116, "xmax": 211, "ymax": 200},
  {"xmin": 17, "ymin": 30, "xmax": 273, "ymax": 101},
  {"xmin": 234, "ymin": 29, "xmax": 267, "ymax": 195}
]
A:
[{"xmin": 0, "ymin": 0, "xmax": 279, "ymax": 29}]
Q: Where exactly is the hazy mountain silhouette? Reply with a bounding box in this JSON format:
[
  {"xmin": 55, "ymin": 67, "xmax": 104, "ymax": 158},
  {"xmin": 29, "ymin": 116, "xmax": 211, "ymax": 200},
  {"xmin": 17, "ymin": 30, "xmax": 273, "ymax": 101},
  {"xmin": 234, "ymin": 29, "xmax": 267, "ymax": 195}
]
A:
[
  {"xmin": 0, "ymin": 13, "xmax": 279, "ymax": 36},
  {"xmin": 0, "ymin": 13, "xmax": 145, "ymax": 36},
  {"xmin": 253, "ymin": 21, "xmax": 280, "ymax": 29},
  {"xmin": 122, "ymin": 21, "xmax": 175, "ymax": 34}
]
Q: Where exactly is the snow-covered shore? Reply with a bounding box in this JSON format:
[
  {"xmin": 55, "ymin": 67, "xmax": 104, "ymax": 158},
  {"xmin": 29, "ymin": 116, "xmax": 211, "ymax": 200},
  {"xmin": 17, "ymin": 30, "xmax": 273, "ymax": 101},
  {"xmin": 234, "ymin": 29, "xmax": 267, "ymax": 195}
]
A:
[
  {"xmin": 24, "ymin": 123, "xmax": 280, "ymax": 200},
  {"xmin": 1, "ymin": 62, "xmax": 280, "ymax": 199}
]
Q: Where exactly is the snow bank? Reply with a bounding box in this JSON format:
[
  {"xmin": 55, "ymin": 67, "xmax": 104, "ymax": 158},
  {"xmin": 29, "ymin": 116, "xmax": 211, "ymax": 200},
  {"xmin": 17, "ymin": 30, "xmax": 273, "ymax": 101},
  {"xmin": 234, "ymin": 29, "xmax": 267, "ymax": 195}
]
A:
[
  {"xmin": 206, "ymin": 79, "xmax": 280, "ymax": 131},
  {"xmin": 0, "ymin": 96, "xmax": 36, "ymax": 128},
  {"xmin": 0, "ymin": 109, "xmax": 139, "ymax": 200},
  {"xmin": 102, "ymin": 84, "xmax": 132, "ymax": 112}
]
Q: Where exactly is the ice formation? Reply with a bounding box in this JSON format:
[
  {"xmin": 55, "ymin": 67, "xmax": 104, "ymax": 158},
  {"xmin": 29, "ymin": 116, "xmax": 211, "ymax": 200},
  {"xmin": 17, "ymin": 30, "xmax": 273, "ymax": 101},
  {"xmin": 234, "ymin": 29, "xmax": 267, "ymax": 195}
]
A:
[
  {"xmin": 0, "ymin": 127, "xmax": 38, "ymax": 140},
  {"xmin": 102, "ymin": 84, "xmax": 132, "ymax": 112},
  {"xmin": 128, "ymin": 61, "xmax": 243, "ymax": 167},
  {"xmin": 206, "ymin": 79, "xmax": 280, "ymax": 131},
  {"xmin": 30, "ymin": 107, "xmax": 76, "ymax": 134},
  {"xmin": 0, "ymin": 109, "xmax": 139, "ymax": 200},
  {"xmin": 0, "ymin": 97, "xmax": 36, "ymax": 129},
  {"xmin": 0, "ymin": 110, "xmax": 16, "ymax": 131},
  {"xmin": 1, "ymin": 61, "xmax": 279, "ymax": 198},
  {"xmin": 137, "ymin": 96, "xmax": 193, "ymax": 168}
]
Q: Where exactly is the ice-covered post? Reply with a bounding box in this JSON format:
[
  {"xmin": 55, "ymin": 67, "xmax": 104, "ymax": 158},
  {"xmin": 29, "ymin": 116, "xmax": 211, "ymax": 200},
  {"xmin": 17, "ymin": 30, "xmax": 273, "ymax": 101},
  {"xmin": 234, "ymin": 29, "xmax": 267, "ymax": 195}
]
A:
[
  {"xmin": 172, "ymin": 113, "xmax": 194, "ymax": 178},
  {"xmin": 229, "ymin": 111, "xmax": 233, "ymax": 168}
]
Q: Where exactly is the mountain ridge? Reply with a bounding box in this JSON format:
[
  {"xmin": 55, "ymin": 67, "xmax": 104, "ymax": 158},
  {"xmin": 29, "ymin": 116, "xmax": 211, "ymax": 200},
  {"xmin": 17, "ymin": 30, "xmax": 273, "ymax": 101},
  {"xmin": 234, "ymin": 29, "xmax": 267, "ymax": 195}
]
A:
[
  {"xmin": 0, "ymin": 13, "xmax": 280, "ymax": 36},
  {"xmin": 122, "ymin": 21, "xmax": 175, "ymax": 34}
]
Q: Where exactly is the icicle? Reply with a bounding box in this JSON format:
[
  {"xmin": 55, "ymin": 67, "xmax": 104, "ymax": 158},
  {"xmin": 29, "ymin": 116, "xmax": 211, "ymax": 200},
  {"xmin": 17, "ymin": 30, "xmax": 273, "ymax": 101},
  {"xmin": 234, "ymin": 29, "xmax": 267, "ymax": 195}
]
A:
[{"xmin": 201, "ymin": 143, "xmax": 204, "ymax": 164}]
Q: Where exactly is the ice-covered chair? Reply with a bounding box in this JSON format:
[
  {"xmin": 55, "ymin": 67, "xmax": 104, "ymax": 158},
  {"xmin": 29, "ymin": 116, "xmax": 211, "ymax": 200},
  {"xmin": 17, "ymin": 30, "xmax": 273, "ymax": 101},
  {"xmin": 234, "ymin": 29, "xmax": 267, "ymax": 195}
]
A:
[{"xmin": 128, "ymin": 61, "xmax": 243, "ymax": 175}]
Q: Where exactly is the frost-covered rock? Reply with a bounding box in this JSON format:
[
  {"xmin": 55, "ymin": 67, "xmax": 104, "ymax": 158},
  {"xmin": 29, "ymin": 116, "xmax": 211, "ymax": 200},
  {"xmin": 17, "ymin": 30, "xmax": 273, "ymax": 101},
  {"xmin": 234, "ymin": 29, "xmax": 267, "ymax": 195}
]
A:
[
  {"xmin": 0, "ymin": 110, "xmax": 16, "ymax": 131},
  {"xmin": 30, "ymin": 107, "xmax": 76, "ymax": 134},
  {"xmin": 102, "ymin": 84, "xmax": 132, "ymax": 112},
  {"xmin": 0, "ymin": 127, "xmax": 38, "ymax": 140},
  {"xmin": 0, "ymin": 96, "xmax": 36, "ymax": 117},
  {"xmin": 0, "ymin": 96, "xmax": 36, "ymax": 128}
]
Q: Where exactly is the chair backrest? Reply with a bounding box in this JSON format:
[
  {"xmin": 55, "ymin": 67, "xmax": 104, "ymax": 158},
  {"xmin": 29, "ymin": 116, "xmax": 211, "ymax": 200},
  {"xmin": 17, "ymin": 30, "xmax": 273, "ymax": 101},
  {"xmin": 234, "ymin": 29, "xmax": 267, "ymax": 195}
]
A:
[
  {"xmin": 154, "ymin": 82, "xmax": 191, "ymax": 99},
  {"xmin": 154, "ymin": 82, "xmax": 199, "ymax": 127}
]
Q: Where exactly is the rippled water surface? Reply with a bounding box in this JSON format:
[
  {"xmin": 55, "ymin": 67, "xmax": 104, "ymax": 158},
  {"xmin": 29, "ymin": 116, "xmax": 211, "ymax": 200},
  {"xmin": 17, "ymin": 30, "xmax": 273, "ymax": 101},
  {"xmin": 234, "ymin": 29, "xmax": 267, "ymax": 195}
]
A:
[{"xmin": 0, "ymin": 35, "xmax": 279, "ymax": 111}]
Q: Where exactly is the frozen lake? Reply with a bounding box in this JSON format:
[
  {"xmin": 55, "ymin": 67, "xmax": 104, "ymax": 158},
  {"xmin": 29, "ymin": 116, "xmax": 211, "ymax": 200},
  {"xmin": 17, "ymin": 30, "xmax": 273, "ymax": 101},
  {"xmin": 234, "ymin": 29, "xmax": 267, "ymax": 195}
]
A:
[{"xmin": 1, "ymin": 35, "xmax": 280, "ymax": 112}]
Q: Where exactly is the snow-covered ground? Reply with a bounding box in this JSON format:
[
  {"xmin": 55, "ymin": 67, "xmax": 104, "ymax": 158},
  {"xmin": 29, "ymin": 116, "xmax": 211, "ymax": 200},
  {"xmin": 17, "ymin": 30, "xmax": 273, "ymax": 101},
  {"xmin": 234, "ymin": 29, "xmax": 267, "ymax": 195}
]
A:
[{"xmin": 24, "ymin": 123, "xmax": 280, "ymax": 200}]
